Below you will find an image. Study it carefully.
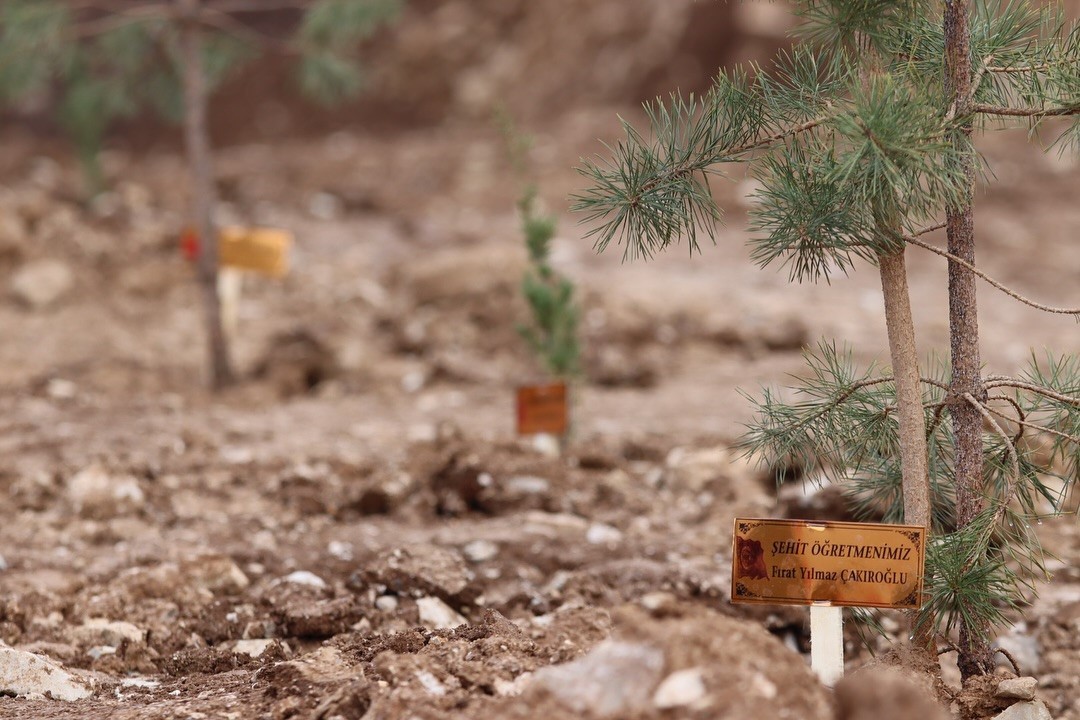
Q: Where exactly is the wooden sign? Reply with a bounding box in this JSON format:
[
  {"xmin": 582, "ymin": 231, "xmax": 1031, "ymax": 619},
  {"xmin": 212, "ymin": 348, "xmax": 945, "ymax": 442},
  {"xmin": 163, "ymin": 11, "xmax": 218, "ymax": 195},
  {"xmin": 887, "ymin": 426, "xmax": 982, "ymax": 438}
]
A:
[
  {"xmin": 731, "ymin": 518, "xmax": 925, "ymax": 609},
  {"xmin": 516, "ymin": 383, "xmax": 568, "ymax": 435},
  {"xmin": 180, "ymin": 227, "xmax": 292, "ymax": 278}
]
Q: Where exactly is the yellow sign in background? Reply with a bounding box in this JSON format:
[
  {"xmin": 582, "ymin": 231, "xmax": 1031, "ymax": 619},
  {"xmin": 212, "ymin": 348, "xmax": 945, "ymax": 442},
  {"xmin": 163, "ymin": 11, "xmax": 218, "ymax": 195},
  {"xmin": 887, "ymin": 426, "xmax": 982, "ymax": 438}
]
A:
[{"xmin": 731, "ymin": 518, "xmax": 926, "ymax": 609}]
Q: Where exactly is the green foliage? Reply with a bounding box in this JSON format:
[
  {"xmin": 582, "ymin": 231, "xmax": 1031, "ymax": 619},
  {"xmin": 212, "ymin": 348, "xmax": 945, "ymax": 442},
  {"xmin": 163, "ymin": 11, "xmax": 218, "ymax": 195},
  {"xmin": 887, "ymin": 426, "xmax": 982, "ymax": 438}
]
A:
[
  {"xmin": 499, "ymin": 112, "xmax": 581, "ymax": 380},
  {"xmin": 577, "ymin": 0, "xmax": 1080, "ymax": 653},
  {"xmin": 0, "ymin": 0, "xmax": 403, "ymax": 195},
  {"xmin": 297, "ymin": 0, "xmax": 403, "ymax": 104},
  {"xmin": 517, "ymin": 186, "xmax": 581, "ymax": 379},
  {"xmin": 917, "ymin": 510, "xmax": 1023, "ymax": 641}
]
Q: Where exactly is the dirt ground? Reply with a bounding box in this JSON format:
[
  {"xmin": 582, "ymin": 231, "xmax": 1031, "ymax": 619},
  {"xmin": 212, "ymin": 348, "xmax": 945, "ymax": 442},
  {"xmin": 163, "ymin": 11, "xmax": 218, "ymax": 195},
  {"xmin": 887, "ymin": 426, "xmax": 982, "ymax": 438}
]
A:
[{"xmin": 2, "ymin": 3, "xmax": 1080, "ymax": 719}]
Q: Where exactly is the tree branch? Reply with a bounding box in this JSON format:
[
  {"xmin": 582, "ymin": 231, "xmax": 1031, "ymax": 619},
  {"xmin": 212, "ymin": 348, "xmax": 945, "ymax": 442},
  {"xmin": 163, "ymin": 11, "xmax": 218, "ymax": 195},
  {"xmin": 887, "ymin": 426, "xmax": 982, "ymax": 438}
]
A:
[
  {"xmin": 972, "ymin": 103, "xmax": 1080, "ymax": 117},
  {"xmin": 903, "ymin": 233, "xmax": 1080, "ymax": 316},
  {"xmin": 984, "ymin": 376, "xmax": 1080, "ymax": 407},
  {"xmin": 986, "ymin": 394, "xmax": 1025, "ymax": 445},
  {"xmin": 635, "ymin": 114, "xmax": 829, "ymax": 197},
  {"xmin": 983, "ymin": 400, "xmax": 1080, "ymax": 447},
  {"xmin": 964, "ymin": 392, "xmax": 1019, "ymax": 518}
]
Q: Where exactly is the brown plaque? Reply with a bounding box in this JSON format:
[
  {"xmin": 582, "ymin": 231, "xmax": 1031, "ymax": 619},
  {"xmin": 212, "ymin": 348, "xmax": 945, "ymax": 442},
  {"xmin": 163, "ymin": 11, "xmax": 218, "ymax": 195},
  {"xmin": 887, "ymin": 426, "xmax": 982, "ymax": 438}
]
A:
[
  {"xmin": 731, "ymin": 518, "xmax": 925, "ymax": 609},
  {"xmin": 516, "ymin": 383, "xmax": 568, "ymax": 435},
  {"xmin": 219, "ymin": 227, "xmax": 292, "ymax": 277}
]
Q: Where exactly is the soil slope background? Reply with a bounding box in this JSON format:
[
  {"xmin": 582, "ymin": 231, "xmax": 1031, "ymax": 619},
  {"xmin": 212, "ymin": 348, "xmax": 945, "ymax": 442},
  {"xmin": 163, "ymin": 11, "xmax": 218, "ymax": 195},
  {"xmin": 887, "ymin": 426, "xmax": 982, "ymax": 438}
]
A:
[{"xmin": 1, "ymin": 3, "xmax": 1079, "ymax": 719}]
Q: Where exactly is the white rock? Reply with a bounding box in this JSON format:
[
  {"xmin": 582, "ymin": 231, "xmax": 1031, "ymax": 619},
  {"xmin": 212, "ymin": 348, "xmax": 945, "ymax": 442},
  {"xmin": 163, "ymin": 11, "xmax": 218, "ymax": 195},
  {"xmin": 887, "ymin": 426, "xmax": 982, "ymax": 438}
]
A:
[
  {"xmin": 415, "ymin": 669, "xmax": 447, "ymax": 696},
  {"xmin": 375, "ymin": 595, "xmax": 399, "ymax": 613},
  {"xmin": 462, "ymin": 540, "xmax": 499, "ymax": 563},
  {"xmin": 232, "ymin": 639, "xmax": 276, "ymax": 658},
  {"xmin": 653, "ymin": 667, "xmax": 707, "ymax": 709},
  {"xmin": 505, "ymin": 476, "xmax": 550, "ymax": 495},
  {"xmin": 586, "ymin": 523, "xmax": 624, "ymax": 545},
  {"xmin": 183, "ymin": 555, "xmax": 251, "ymax": 595},
  {"xmin": 308, "ymin": 192, "xmax": 344, "ymax": 220},
  {"xmin": 87, "ymin": 646, "xmax": 115, "ymax": 660},
  {"xmin": 72, "ymin": 619, "xmax": 146, "ymax": 648},
  {"xmin": 45, "ymin": 378, "xmax": 77, "ymax": 400},
  {"xmin": 416, "ymin": 597, "xmax": 466, "ymax": 629},
  {"xmin": 0, "ymin": 554, "xmax": 7, "ymax": 571},
  {"xmin": 283, "ymin": 571, "xmax": 328, "ymax": 589},
  {"xmin": 121, "ymin": 677, "xmax": 158, "ymax": 690},
  {"xmin": 0, "ymin": 645, "xmax": 94, "ymax": 700},
  {"xmin": 67, "ymin": 464, "xmax": 145, "ymax": 519},
  {"xmin": 327, "ymin": 541, "xmax": 354, "ymax": 562},
  {"xmin": 993, "ymin": 700, "xmax": 1052, "ymax": 720},
  {"xmin": 10, "ymin": 259, "xmax": 74, "ymax": 309},
  {"xmin": 531, "ymin": 640, "xmax": 665, "ymax": 717},
  {"xmin": 996, "ymin": 676, "xmax": 1038, "ymax": 701},
  {"xmin": 531, "ymin": 433, "xmax": 562, "ymax": 458},
  {"xmin": 495, "ymin": 672, "xmax": 532, "ymax": 697}
]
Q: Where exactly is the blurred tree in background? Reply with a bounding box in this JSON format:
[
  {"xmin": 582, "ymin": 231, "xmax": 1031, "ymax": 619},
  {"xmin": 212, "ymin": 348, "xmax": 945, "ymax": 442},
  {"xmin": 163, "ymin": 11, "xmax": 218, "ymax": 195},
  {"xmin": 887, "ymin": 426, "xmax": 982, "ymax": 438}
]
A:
[
  {"xmin": 576, "ymin": 0, "xmax": 1080, "ymax": 683},
  {"xmin": 0, "ymin": 0, "xmax": 402, "ymax": 389}
]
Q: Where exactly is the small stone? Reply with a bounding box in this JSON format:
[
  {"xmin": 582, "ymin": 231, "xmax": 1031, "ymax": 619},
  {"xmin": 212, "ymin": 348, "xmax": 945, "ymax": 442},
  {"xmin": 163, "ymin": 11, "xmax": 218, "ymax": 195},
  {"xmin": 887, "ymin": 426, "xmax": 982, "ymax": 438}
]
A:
[
  {"xmin": 586, "ymin": 523, "xmax": 624, "ymax": 545},
  {"xmin": 120, "ymin": 677, "xmax": 159, "ymax": 689},
  {"xmin": 530, "ymin": 640, "xmax": 665, "ymax": 717},
  {"xmin": 45, "ymin": 379, "xmax": 77, "ymax": 400},
  {"xmin": 10, "ymin": 259, "xmax": 74, "ymax": 309},
  {"xmin": 86, "ymin": 646, "xmax": 115, "ymax": 660},
  {"xmin": 531, "ymin": 434, "xmax": 562, "ymax": 458},
  {"xmin": 653, "ymin": 667, "xmax": 707, "ymax": 709},
  {"xmin": 375, "ymin": 595, "xmax": 399, "ymax": 613},
  {"xmin": 72, "ymin": 619, "xmax": 146, "ymax": 648},
  {"xmin": 462, "ymin": 540, "xmax": 499, "ymax": 563},
  {"xmin": 328, "ymin": 541, "xmax": 354, "ymax": 562},
  {"xmin": 283, "ymin": 571, "xmax": 328, "ymax": 589},
  {"xmin": 308, "ymin": 192, "xmax": 344, "ymax": 220},
  {"xmin": 505, "ymin": 476, "xmax": 550, "ymax": 495},
  {"xmin": 996, "ymin": 676, "xmax": 1038, "ymax": 701},
  {"xmin": 232, "ymin": 639, "xmax": 276, "ymax": 658},
  {"xmin": 67, "ymin": 464, "xmax": 145, "ymax": 519},
  {"xmin": 992, "ymin": 700, "xmax": 1052, "ymax": 720},
  {"xmin": 0, "ymin": 554, "xmax": 7, "ymax": 571},
  {"xmin": 415, "ymin": 669, "xmax": 447, "ymax": 696},
  {"xmin": 182, "ymin": 555, "xmax": 250, "ymax": 595},
  {"xmin": 416, "ymin": 597, "xmax": 466, "ymax": 630},
  {"xmin": 0, "ymin": 645, "xmax": 94, "ymax": 700}
]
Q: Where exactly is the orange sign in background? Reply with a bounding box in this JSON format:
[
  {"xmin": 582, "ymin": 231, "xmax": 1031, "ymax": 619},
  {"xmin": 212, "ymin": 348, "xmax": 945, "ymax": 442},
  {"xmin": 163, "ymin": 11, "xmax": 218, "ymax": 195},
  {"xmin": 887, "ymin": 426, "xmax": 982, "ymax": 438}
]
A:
[
  {"xmin": 516, "ymin": 383, "xmax": 568, "ymax": 435},
  {"xmin": 731, "ymin": 518, "xmax": 926, "ymax": 609},
  {"xmin": 181, "ymin": 227, "xmax": 292, "ymax": 278}
]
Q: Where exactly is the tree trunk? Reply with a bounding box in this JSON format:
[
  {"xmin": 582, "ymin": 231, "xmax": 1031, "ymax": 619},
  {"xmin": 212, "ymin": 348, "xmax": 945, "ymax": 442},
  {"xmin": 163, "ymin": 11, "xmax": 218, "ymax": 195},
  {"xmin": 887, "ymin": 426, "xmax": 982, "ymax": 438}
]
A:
[
  {"xmin": 943, "ymin": 0, "xmax": 993, "ymax": 678},
  {"xmin": 878, "ymin": 248, "xmax": 934, "ymax": 652},
  {"xmin": 179, "ymin": 0, "xmax": 233, "ymax": 390}
]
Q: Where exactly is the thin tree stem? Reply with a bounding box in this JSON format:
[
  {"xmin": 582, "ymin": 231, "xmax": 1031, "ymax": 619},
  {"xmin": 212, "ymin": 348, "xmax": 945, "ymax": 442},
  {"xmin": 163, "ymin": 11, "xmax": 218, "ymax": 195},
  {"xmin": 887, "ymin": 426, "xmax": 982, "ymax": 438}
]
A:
[
  {"xmin": 878, "ymin": 250, "xmax": 932, "ymax": 531},
  {"xmin": 945, "ymin": 0, "xmax": 994, "ymax": 679},
  {"xmin": 180, "ymin": 0, "xmax": 233, "ymax": 390}
]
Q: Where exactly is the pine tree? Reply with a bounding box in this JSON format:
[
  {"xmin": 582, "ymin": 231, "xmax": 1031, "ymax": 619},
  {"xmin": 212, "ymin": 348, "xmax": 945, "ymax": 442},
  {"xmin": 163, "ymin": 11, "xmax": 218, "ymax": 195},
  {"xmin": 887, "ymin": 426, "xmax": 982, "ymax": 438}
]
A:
[
  {"xmin": 0, "ymin": 0, "xmax": 402, "ymax": 390},
  {"xmin": 575, "ymin": 0, "xmax": 1080, "ymax": 683}
]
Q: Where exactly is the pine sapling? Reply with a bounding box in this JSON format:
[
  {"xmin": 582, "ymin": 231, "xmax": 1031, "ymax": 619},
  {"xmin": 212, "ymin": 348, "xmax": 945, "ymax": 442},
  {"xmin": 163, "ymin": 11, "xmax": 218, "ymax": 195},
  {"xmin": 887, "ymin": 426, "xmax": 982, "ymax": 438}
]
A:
[
  {"xmin": 499, "ymin": 112, "xmax": 582, "ymax": 381},
  {"xmin": 574, "ymin": 0, "xmax": 1080, "ymax": 685}
]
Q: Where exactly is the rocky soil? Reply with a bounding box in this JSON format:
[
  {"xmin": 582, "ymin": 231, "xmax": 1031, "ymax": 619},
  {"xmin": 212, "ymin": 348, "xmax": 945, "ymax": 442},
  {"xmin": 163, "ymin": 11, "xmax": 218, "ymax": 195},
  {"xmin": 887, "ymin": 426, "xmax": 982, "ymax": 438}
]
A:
[{"xmin": 1, "ymin": 2, "xmax": 1080, "ymax": 719}]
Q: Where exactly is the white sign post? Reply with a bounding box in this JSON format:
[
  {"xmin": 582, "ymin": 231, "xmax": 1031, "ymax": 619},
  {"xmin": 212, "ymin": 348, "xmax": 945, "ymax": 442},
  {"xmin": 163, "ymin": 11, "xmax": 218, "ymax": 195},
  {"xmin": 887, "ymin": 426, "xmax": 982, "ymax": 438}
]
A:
[{"xmin": 810, "ymin": 604, "xmax": 844, "ymax": 685}]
